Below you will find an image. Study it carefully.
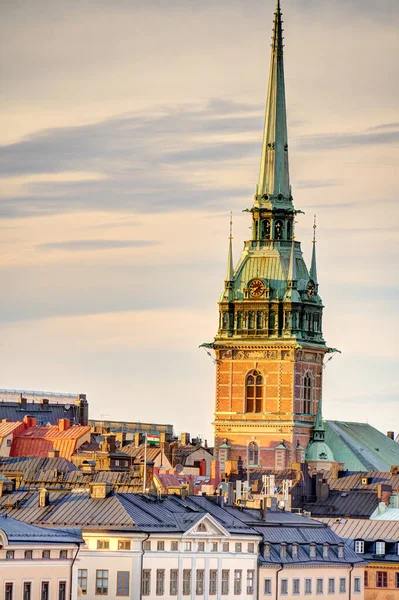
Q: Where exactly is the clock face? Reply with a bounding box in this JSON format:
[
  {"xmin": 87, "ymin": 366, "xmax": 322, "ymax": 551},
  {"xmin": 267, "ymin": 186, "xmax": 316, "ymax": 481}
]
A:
[{"xmin": 249, "ymin": 279, "xmax": 265, "ymax": 298}]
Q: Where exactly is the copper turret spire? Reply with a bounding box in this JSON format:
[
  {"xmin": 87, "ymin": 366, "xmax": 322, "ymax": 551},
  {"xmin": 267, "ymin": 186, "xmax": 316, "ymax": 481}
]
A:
[{"xmin": 257, "ymin": 0, "xmax": 290, "ymax": 202}]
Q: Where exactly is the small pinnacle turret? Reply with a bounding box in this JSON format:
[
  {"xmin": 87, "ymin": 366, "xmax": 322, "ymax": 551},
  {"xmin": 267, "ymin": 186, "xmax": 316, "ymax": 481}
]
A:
[
  {"xmin": 257, "ymin": 0, "xmax": 290, "ymax": 202},
  {"xmin": 310, "ymin": 215, "xmax": 318, "ymax": 285},
  {"xmin": 225, "ymin": 212, "xmax": 234, "ymax": 283}
]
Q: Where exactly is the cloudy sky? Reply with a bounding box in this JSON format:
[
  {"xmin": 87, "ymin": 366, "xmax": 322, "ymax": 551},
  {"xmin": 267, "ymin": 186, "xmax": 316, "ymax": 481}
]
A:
[{"xmin": 0, "ymin": 0, "xmax": 398, "ymax": 442}]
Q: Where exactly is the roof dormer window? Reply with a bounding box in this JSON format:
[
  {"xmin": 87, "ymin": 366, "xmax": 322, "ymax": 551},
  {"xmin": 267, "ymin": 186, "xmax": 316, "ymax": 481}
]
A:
[
  {"xmin": 355, "ymin": 540, "xmax": 364, "ymax": 554},
  {"xmin": 376, "ymin": 541, "xmax": 385, "ymax": 556}
]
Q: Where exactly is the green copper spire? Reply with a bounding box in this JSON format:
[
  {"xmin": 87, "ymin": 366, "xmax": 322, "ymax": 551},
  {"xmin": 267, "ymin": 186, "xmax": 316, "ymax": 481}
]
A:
[
  {"xmin": 257, "ymin": 0, "xmax": 290, "ymax": 201},
  {"xmin": 310, "ymin": 215, "xmax": 318, "ymax": 285}
]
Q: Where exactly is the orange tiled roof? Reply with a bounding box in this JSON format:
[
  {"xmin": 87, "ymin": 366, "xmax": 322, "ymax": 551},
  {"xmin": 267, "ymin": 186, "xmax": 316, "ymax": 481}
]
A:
[{"xmin": 0, "ymin": 421, "xmax": 25, "ymax": 439}]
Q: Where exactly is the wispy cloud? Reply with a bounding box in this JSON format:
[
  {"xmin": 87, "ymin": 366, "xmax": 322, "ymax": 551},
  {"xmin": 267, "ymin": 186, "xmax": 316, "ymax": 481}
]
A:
[{"xmin": 38, "ymin": 239, "xmax": 157, "ymax": 251}]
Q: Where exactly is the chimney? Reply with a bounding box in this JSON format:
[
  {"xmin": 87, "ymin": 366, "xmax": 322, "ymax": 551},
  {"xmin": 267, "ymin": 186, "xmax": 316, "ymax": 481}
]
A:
[
  {"xmin": 180, "ymin": 432, "xmax": 190, "ymax": 446},
  {"xmin": 377, "ymin": 483, "xmax": 392, "ymax": 504},
  {"xmin": 58, "ymin": 418, "xmax": 70, "ymax": 432},
  {"xmin": 41, "ymin": 398, "xmax": 49, "ymax": 406},
  {"xmin": 48, "ymin": 448, "xmax": 60, "ymax": 458},
  {"xmin": 390, "ymin": 465, "xmax": 399, "ymax": 476},
  {"xmin": 90, "ymin": 483, "xmax": 111, "ymax": 499},
  {"xmin": 387, "ymin": 431, "xmax": 395, "ymax": 440},
  {"xmin": 134, "ymin": 432, "xmax": 142, "ymax": 447},
  {"xmin": 39, "ymin": 488, "xmax": 50, "ymax": 508},
  {"xmin": 23, "ymin": 415, "xmax": 37, "ymax": 428}
]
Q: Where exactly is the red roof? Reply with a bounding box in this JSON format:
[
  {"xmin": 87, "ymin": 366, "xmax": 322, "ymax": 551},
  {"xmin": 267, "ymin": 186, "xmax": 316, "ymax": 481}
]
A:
[{"xmin": 10, "ymin": 424, "xmax": 90, "ymax": 460}]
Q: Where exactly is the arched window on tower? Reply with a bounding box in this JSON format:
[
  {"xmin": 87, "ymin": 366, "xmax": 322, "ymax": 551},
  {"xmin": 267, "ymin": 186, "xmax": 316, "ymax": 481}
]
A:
[
  {"xmin": 246, "ymin": 370, "xmax": 264, "ymax": 413},
  {"xmin": 237, "ymin": 312, "xmax": 243, "ymax": 330},
  {"xmin": 303, "ymin": 374, "xmax": 312, "ymax": 414},
  {"xmin": 256, "ymin": 311, "xmax": 263, "ymax": 329},
  {"xmin": 248, "ymin": 441, "xmax": 259, "ymax": 466},
  {"xmin": 248, "ymin": 312, "xmax": 255, "ymax": 329},
  {"xmin": 262, "ymin": 219, "xmax": 271, "ymax": 240},
  {"xmin": 274, "ymin": 220, "xmax": 283, "ymax": 240}
]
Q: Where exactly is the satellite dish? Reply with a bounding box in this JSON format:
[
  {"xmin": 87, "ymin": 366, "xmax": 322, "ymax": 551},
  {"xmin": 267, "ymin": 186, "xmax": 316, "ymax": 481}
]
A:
[{"xmin": 175, "ymin": 464, "xmax": 184, "ymax": 473}]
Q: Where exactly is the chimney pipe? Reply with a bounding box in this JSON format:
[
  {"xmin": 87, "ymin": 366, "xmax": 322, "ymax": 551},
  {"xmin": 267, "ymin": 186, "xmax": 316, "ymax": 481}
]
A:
[{"xmin": 387, "ymin": 431, "xmax": 395, "ymax": 440}]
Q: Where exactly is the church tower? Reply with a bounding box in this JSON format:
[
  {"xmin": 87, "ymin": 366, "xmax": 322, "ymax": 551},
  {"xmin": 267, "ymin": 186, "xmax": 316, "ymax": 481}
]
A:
[{"xmin": 209, "ymin": 0, "xmax": 332, "ymax": 473}]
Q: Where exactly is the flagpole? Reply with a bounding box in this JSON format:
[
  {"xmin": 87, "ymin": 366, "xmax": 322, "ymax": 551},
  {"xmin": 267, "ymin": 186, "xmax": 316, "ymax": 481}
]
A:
[{"xmin": 143, "ymin": 433, "xmax": 147, "ymax": 494}]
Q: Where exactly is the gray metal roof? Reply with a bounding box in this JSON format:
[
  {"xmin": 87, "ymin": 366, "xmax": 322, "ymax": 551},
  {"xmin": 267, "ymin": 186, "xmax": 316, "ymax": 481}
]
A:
[
  {"xmin": 303, "ymin": 490, "xmax": 379, "ymax": 519},
  {"xmin": 0, "ymin": 514, "xmax": 82, "ymax": 545}
]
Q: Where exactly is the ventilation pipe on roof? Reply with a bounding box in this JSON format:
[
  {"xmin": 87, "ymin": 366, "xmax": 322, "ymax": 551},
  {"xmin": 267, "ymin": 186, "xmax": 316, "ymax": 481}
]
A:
[{"xmin": 39, "ymin": 488, "xmax": 50, "ymax": 508}]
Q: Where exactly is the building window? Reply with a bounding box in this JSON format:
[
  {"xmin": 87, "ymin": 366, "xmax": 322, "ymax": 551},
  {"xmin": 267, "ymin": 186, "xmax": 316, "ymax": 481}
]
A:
[
  {"xmin": 23, "ymin": 583, "xmax": 32, "ymax": 600},
  {"xmin": 197, "ymin": 522, "xmax": 207, "ymax": 532},
  {"xmin": 305, "ymin": 579, "xmax": 312, "ymax": 594},
  {"xmin": 211, "ymin": 542, "xmax": 218, "ymax": 552},
  {"xmin": 303, "ymin": 374, "xmax": 312, "ymax": 413},
  {"xmin": 274, "ymin": 219, "xmax": 283, "ymax": 240},
  {"xmin": 234, "ymin": 570, "xmax": 242, "ymax": 595},
  {"xmin": 196, "ymin": 570, "xmax": 205, "ymax": 595},
  {"xmin": 316, "ymin": 578, "xmax": 323, "ymax": 594},
  {"xmin": 157, "ymin": 541, "xmax": 165, "ymax": 551},
  {"xmin": 376, "ymin": 541, "xmax": 385, "ymax": 555},
  {"xmin": 281, "ymin": 579, "xmax": 288, "ymax": 595},
  {"xmin": 328, "ymin": 578, "xmax": 335, "ymax": 594},
  {"xmin": 5, "ymin": 583, "xmax": 13, "ymax": 600},
  {"xmin": 222, "ymin": 542, "xmax": 230, "ymax": 552},
  {"xmin": 142, "ymin": 570, "xmax": 151, "ymax": 596},
  {"xmin": 41, "ymin": 582, "xmax": 49, "ymax": 600},
  {"xmin": 364, "ymin": 571, "xmax": 368, "ymax": 587},
  {"xmin": 183, "ymin": 541, "xmax": 192, "ymax": 551},
  {"xmin": 395, "ymin": 573, "xmax": 399, "ymax": 588},
  {"xmin": 96, "ymin": 570, "xmax": 109, "ymax": 595},
  {"xmin": 235, "ymin": 542, "xmax": 242, "ymax": 553},
  {"xmin": 60, "ymin": 550, "xmax": 68, "ymax": 559},
  {"xmin": 246, "ymin": 370, "xmax": 263, "ymax": 413},
  {"xmin": 183, "ymin": 570, "xmax": 191, "ymax": 596},
  {"xmin": 97, "ymin": 540, "xmax": 110, "ymax": 550},
  {"xmin": 6, "ymin": 550, "xmax": 14, "ymax": 560},
  {"xmin": 42, "ymin": 550, "xmax": 51, "ymax": 559},
  {"xmin": 156, "ymin": 570, "xmax": 165, "ymax": 596},
  {"xmin": 197, "ymin": 541, "xmax": 205, "ymax": 552},
  {"xmin": 310, "ymin": 543, "xmax": 316, "ymax": 559},
  {"xmin": 170, "ymin": 570, "xmax": 178, "ymax": 596},
  {"xmin": 221, "ymin": 570, "xmax": 229, "ymax": 595},
  {"xmin": 118, "ymin": 540, "xmax": 131, "ymax": 550},
  {"xmin": 262, "ymin": 219, "xmax": 271, "ymax": 240},
  {"xmin": 340, "ymin": 578, "xmax": 346, "ymax": 593},
  {"xmin": 293, "ymin": 578, "xmax": 300, "ymax": 594},
  {"xmin": 248, "ymin": 441, "xmax": 259, "ymax": 465},
  {"xmin": 25, "ymin": 550, "xmax": 33, "ymax": 559},
  {"xmin": 248, "ymin": 542, "xmax": 255, "ymax": 553},
  {"xmin": 143, "ymin": 540, "xmax": 151, "ymax": 551},
  {"xmin": 247, "ymin": 570, "xmax": 254, "ymax": 594},
  {"xmin": 78, "ymin": 569, "xmax": 88, "ymax": 595},
  {"xmin": 171, "ymin": 541, "xmax": 178, "ymax": 551},
  {"xmin": 376, "ymin": 571, "xmax": 387, "ymax": 588},
  {"xmin": 59, "ymin": 582, "xmax": 67, "ymax": 600},
  {"xmin": 355, "ymin": 540, "xmax": 364, "ymax": 553},
  {"xmin": 264, "ymin": 578, "xmax": 272, "ymax": 595},
  {"xmin": 210, "ymin": 570, "xmax": 218, "ymax": 595},
  {"xmin": 117, "ymin": 571, "xmax": 129, "ymax": 596},
  {"xmin": 354, "ymin": 577, "xmax": 361, "ymax": 593}
]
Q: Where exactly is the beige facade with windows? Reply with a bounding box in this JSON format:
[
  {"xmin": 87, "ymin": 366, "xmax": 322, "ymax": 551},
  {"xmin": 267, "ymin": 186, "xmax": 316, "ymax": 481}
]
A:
[
  {"xmin": 260, "ymin": 564, "xmax": 365, "ymax": 600},
  {"xmin": 77, "ymin": 514, "xmax": 260, "ymax": 600}
]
